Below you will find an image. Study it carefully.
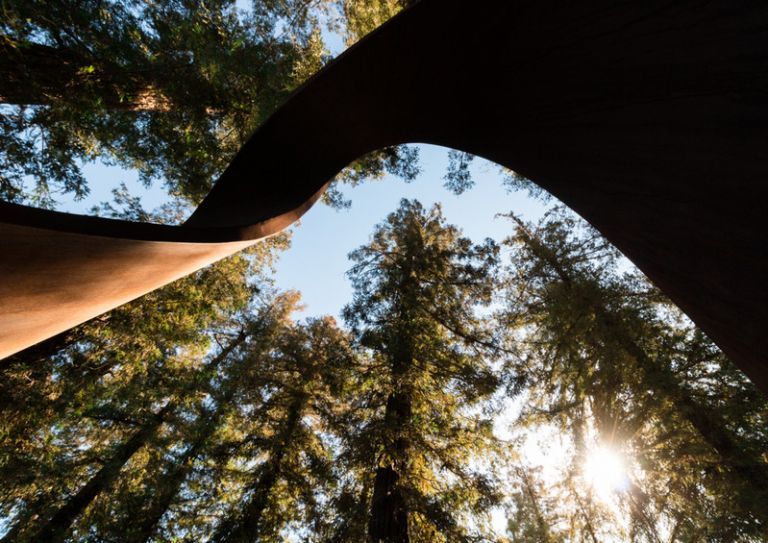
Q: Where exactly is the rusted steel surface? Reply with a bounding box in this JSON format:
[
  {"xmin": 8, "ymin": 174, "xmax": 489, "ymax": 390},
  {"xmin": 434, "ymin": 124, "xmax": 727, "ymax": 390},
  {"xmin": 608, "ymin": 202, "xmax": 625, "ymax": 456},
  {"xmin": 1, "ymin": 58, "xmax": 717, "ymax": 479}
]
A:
[{"xmin": 2, "ymin": 0, "xmax": 767, "ymax": 390}]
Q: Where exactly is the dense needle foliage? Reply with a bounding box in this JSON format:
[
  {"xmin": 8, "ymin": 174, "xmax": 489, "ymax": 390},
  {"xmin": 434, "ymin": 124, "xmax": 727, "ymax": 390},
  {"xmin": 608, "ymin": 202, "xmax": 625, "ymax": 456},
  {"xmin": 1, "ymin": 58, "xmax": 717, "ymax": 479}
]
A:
[
  {"xmin": 337, "ymin": 200, "xmax": 503, "ymax": 542},
  {"xmin": 3, "ymin": 203, "xmax": 767, "ymax": 542},
  {"xmin": 498, "ymin": 209, "xmax": 768, "ymax": 542},
  {"xmin": 0, "ymin": 0, "xmax": 417, "ymax": 208},
  {"xmin": 2, "ymin": 2, "xmax": 767, "ymax": 542}
]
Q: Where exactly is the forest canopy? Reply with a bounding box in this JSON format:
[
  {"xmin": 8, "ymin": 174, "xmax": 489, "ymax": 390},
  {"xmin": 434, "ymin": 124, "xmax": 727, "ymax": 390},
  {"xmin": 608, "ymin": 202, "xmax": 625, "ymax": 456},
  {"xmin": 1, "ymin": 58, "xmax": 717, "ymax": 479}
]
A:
[
  {"xmin": 0, "ymin": 0, "xmax": 418, "ymax": 208},
  {"xmin": 1, "ymin": 1, "xmax": 767, "ymax": 542}
]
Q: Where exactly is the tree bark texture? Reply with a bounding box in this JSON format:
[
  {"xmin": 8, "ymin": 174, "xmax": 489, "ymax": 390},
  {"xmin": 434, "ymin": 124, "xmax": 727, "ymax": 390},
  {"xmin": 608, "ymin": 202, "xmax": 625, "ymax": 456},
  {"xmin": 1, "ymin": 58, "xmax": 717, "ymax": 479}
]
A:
[{"xmin": 368, "ymin": 390, "xmax": 412, "ymax": 543}]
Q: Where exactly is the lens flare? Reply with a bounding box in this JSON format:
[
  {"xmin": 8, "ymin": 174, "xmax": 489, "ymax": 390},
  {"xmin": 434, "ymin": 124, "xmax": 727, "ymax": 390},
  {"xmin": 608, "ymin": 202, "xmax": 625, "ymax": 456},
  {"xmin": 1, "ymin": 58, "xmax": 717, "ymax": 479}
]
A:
[{"xmin": 583, "ymin": 446, "xmax": 629, "ymax": 501}]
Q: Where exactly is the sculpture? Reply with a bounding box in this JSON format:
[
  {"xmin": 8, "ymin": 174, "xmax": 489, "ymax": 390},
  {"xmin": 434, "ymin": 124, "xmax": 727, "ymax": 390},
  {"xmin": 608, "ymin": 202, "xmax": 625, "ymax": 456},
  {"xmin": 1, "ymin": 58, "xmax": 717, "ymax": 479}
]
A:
[{"xmin": 2, "ymin": 0, "xmax": 767, "ymax": 391}]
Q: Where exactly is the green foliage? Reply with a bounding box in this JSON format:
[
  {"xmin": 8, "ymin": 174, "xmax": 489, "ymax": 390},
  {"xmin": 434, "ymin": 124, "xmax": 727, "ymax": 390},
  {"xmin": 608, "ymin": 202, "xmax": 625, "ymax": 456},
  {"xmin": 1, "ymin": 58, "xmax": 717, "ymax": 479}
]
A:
[
  {"xmin": 1, "ymin": 198, "xmax": 767, "ymax": 542},
  {"xmin": 2, "ymin": 3, "xmax": 767, "ymax": 538},
  {"xmin": 498, "ymin": 207, "xmax": 768, "ymax": 542},
  {"xmin": 443, "ymin": 150, "xmax": 474, "ymax": 195},
  {"xmin": 0, "ymin": 0, "xmax": 419, "ymax": 208},
  {"xmin": 338, "ymin": 199, "xmax": 504, "ymax": 542},
  {"xmin": 0, "ymin": 184, "xmax": 289, "ymax": 541},
  {"xmin": 1, "ymin": 0, "xmax": 314, "ymax": 204},
  {"xmin": 207, "ymin": 305, "xmax": 357, "ymax": 543},
  {"xmin": 338, "ymin": 0, "xmax": 414, "ymax": 46}
]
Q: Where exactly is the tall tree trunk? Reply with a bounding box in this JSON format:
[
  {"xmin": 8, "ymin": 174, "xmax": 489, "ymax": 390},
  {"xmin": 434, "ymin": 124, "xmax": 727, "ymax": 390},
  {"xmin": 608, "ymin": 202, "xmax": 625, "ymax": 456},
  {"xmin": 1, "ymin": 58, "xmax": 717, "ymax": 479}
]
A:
[
  {"xmin": 4, "ymin": 332, "xmax": 247, "ymax": 543},
  {"xmin": 571, "ymin": 489, "xmax": 600, "ymax": 543},
  {"xmin": 213, "ymin": 392, "xmax": 307, "ymax": 543},
  {"xmin": 8, "ymin": 404, "xmax": 172, "ymax": 543},
  {"xmin": 0, "ymin": 39, "xmax": 168, "ymax": 111},
  {"xmin": 589, "ymin": 295, "xmax": 768, "ymax": 520},
  {"xmin": 128, "ymin": 331, "xmax": 247, "ymax": 543},
  {"xmin": 367, "ymin": 281, "xmax": 416, "ymax": 543},
  {"xmin": 368, "ymin": 388, "xmax": 412, "ymax": 543},
  {"xmin": 517, "ymin": 467, "xmax": 553, "ymax": 542},
  {"xmin": 629, "ymin": 340, "xmax": 768, "ymax": 522},
  {"xmin": 127, "ymin": 411, "xmax": 221, "ymax": 543}
]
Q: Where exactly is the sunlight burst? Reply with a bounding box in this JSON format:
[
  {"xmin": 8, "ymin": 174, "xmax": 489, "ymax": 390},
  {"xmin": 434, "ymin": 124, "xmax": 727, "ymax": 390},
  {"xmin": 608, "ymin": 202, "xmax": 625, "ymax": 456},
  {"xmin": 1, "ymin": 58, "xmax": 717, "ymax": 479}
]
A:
[{"xmin": 583, "ymin": 446, "xmax": 630, "ymax": 502}]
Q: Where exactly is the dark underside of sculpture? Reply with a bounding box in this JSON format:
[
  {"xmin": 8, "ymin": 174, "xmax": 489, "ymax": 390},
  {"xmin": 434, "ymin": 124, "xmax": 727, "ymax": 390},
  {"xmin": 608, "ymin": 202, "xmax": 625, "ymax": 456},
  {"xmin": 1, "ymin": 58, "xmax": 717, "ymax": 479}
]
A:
[{"xmin": 1, "ymin": 0, "xmax": 767, "ymax": 391}]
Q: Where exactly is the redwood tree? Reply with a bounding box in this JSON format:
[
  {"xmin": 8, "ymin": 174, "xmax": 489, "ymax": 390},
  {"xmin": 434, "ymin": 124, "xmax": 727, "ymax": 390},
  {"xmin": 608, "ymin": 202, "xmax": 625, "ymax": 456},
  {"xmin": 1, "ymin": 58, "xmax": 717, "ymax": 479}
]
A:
[{"xmin": 339, "ymin": 199, "xmax": 503, "ymax": 543}]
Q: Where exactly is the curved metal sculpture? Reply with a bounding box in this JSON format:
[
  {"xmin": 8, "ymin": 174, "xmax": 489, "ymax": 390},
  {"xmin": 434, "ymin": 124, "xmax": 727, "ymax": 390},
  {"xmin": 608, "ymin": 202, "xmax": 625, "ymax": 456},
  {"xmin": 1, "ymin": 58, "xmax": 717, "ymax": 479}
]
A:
[{"xmin": 2, "ymin": 0, "xmax": 768, "ymax": 391}]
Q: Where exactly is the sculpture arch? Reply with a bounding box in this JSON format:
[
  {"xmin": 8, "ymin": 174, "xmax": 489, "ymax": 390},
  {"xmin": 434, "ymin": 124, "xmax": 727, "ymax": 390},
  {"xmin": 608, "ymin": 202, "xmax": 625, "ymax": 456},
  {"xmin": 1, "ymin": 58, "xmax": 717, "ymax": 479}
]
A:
[{"xmin": 2, "ymin": 0, "xmax": 767, "ymax": 391}]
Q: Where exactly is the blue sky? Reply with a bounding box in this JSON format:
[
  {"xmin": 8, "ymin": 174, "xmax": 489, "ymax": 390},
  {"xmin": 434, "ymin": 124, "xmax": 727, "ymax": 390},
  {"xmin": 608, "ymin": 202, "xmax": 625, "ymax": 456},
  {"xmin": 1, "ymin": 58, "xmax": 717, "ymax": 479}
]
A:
[
  {"xmin": 61, "ymin": 144, "xmax": 551, "ymax": 319},
  {"xmin": 270, "ymin": 145, "xmax": 549, "ymax": 318},
  {"xmin": 54, "ymin": 144, "xmax": 554, "ymax": 540},
  {"xmin": 54, "ymin": 2, "xmax": 553, "ymax": 320}
]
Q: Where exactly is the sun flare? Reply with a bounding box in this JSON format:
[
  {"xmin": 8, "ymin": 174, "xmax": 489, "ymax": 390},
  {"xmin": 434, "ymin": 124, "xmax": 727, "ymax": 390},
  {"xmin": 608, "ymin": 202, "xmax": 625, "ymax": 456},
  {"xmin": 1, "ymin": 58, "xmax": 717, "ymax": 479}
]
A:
[{"xmin": 583, "ymin": 446, "xmax": 630, "ymax": 501}]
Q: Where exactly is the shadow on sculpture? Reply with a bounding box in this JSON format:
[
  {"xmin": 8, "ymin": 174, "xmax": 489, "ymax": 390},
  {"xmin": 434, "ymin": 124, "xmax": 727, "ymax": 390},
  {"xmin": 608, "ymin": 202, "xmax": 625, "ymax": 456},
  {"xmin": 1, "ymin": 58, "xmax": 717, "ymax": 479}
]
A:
[{"xmin": 2, "ymin": 0, "xmax": 767, "ymax": 391}]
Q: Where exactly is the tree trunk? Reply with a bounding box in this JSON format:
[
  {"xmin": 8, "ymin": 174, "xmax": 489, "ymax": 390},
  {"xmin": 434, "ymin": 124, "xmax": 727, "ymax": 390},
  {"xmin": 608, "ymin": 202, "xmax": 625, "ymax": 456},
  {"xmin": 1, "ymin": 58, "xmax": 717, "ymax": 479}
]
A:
[
  {"xmin": 129, "ymin": 355, "xmax": 244, "ymax": 541},
  {"xmin": 633, "ymin": 344, "xmax": 768, "ymax": 522},
  {"xmin": 517, "ymin": 467, "xmax": 553, "ymax": 542},
  {"xmin": 2, "ymin": 329, "xmax": 247, "ymax": 543},
  {"xmin": 126, "ymin": 331, "xmax": 248, "ymax": 542},
  {"xmin": 588, "ymin": 295, "xmax": 768, "ymax": 520},
  {"xmin": 213, "ymin": 392, "xmax": 307, "ymax": 543},
  {"xmin": 368, "ymin": 390, "xmax": 412, "ymax": 543},
  {"xmin": 9, "ymin": 404, "xmax": 172, "ymax": 543},
  {"xmin": 127, "ymin": 414, "xmax": 218, "ymax": 543},
  {"xmin": 0, "ymin": 39, "xmax": 168, "ymax": 111},
  {"xmin": 369, "ymin": 466, "xmax": 409, "ymax": 543}
]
